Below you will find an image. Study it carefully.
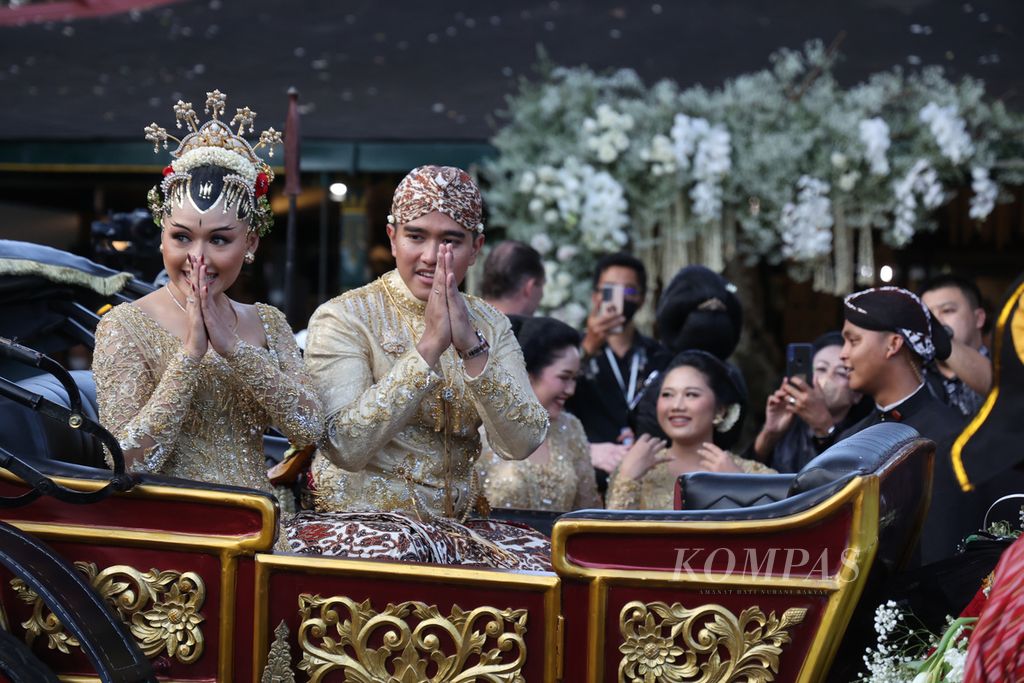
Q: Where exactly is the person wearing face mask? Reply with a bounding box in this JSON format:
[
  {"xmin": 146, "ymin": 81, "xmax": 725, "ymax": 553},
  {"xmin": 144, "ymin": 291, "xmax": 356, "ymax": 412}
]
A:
[
  {"xmin": 92, "ymin": 94, "xmax": 324, "ymax": 550},
  {"xmin": 606, "ymin": 351, "xmax": 774, "ymax": 510},
  {"xmin": 627, "ymin": 264, "xmax": 744, "ymax": 443},
  {"xmin": 749, "ymin": 332, "xmax": 870, "ymax": 472},
  {"xmin": 566, "ymin": 253, "xmax": 669, "ymax": 491},
  {"xmin": 477, "ymin": 316, "xmax": 601, "ymax": 511}
]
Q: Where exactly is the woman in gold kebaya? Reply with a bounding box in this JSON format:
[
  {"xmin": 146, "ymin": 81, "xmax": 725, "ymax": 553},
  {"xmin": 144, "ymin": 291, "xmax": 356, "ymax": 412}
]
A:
[
  {"xmin": 607, "ymin": 350, "xmax": 774, "ymax": 510},
  {"xmin": 93, "ymin": 91, "xmax": 322, "ymax": 500},
  {"xmin": 478, "ymin": 316, "xmax": 602, "ymax": 512}
]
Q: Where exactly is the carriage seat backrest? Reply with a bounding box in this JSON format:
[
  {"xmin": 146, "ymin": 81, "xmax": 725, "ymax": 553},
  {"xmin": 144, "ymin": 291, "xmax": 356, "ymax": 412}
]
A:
[
  {"xmin": 672, "ymin": 423, "xmax": 923, "ymax": 519},
  {"xmin": 0, "ymin": 370, "xmax": 106, "ymax": 469},
  {"xmin": 788, "ymin": 423, "xmax": 920, "ymax": 496}
]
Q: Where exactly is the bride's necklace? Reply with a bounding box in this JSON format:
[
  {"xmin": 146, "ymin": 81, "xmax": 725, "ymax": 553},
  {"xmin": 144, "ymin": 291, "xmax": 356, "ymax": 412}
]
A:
[{"xmin": 165, "ymin": 284, "xmax": 239, "ymax": 331}]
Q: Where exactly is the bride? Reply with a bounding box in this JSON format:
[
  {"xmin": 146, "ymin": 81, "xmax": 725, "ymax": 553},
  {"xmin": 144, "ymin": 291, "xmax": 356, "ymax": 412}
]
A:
[{"xmin": 92, "ymin": 90, "xmax": 322, "ymax": 497}]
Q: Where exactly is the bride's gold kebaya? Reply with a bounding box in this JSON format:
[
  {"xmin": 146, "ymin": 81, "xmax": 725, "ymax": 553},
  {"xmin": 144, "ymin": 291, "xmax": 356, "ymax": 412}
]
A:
[{"xmin": 93, "ymin": 91, "xmax": 322, "ymax": 500}]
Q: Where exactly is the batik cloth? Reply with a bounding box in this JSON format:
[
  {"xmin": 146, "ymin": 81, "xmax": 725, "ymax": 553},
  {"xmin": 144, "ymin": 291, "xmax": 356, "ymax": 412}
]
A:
[
  {"xmin": 389, "ymin": 165, "xmax": 484, "ymax": 233},
  {"xmin": 284, "ymin": 511, "xmax": 552, "ymax": 571}
]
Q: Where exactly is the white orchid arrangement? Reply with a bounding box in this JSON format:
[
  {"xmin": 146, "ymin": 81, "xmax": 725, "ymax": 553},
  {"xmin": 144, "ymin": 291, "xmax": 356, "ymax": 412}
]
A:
[{"xmin": 482, "ymin": 42, "xmax": 1024, "ymax": 322}]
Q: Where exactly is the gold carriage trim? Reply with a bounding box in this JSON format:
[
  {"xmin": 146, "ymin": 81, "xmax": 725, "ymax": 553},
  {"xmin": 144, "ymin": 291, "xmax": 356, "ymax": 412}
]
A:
[
  {"xmin": 261, "ymin": 620, "xmax": 297, "ymax": 683},
  {"xmin": 9, "ymin": 562, "xmax": 206, "ymax": 664},
  {"xmin": 617, "ymin": 600, "xmax": 807, "ymax": 683},
  {"xmin": 296, "ymin": 594, "xmax": 528, "ymax": 683}
]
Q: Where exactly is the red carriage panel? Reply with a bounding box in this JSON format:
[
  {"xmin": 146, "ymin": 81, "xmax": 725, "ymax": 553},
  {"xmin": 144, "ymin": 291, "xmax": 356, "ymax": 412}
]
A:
[{"xmin": 252, "ymin": 554, "xmax": 561, "ymax": 682}]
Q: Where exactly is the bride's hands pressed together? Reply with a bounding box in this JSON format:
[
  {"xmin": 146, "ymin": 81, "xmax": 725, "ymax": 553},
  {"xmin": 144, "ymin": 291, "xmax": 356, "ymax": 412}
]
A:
[
  {"xmin": 196, "ymin": 253, "xmax": 242, "ymax": 357},
  {"xmin": 182, "ymin": 254, "xmax": 209, "ymax": 360}
]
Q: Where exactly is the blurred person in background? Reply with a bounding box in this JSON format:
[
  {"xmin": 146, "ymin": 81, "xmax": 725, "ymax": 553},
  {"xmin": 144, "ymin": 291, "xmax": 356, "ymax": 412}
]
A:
[
  {"xmin": 480, "ymin": 240, "xmax": 546, "ymax": 317},
  {"xmin": 606, "ymin": 350, "xmax": 773, "ymax": 510},
  {"xmin": 566, "ymin": 253, "xmax": 668, "ymax": 491},
  {"xmin": 628, "ymin": 264, "xmax": 743, "ymax": 442},
  {"xmin": 920, "ymin": 274, "xmax": 992, "ymax": 418},
  {"xmin": 478, "ymin": 316, "xmax": 601, "ymax": 511}
]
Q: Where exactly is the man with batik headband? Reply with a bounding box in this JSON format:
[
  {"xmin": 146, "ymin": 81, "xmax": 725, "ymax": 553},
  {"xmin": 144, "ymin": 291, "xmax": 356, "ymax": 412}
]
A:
[
  {"xmin": 834, "ymin": 286, "xmax": 976, "ymax": 564},
  {"xmin": 295, "ymin": 166, "xmax": 551, "ymax": 568}
]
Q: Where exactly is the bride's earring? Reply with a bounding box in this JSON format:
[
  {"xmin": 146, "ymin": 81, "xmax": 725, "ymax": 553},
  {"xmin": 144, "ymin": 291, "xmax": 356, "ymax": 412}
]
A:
[
  {"xmin": 159, "ymin": 243, "xmax": 164, "ymax": 253},
  {"xmin": 244, "ymin": 251, "xmax": 255, "ymax": 264},
  {"xmin": 713, "ymin": 415, "xmax": 723, "ymax": 426}
]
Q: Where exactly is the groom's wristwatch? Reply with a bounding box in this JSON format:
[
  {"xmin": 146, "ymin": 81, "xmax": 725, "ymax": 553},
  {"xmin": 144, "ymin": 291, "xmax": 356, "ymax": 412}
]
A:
[{"xmin": 458, "ymin": 329, "xmax": 490, "ymax": 360}]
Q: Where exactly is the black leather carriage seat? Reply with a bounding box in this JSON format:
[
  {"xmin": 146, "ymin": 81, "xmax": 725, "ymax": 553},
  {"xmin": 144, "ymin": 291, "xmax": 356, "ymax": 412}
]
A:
[
  {"xmin": 0, "ymin": 370, "xmax": 107, "ymax": 469},
  {"xmin": 0, "ymin": 369, "xmax": 293, "ymax": 470},
  {"xmin": 560, "ymin": 422, "xmax": 928, "ymax": 524},
  {"xmin": 674, "ymin": 422, "xmax": 924, "ymax": 520}
]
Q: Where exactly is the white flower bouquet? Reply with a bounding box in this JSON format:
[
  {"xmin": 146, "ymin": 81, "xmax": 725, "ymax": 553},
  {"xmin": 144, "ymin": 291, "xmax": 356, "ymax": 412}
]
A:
[{"xmin": 859, "ymin": 600, "xmax": 976, "ymax": 683}]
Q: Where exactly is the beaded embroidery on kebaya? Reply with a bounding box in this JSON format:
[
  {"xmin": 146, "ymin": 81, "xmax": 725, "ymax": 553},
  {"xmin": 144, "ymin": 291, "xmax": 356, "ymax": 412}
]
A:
[{"xmin": 93, "ymin": 302, "xmax": 322, "ymax": 494}]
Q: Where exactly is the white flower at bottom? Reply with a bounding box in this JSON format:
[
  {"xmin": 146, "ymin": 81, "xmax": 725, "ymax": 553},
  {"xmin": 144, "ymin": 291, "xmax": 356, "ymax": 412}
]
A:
[{"xmin": 943, "ymin": 645, "xmax": 967, "ymax": 680}]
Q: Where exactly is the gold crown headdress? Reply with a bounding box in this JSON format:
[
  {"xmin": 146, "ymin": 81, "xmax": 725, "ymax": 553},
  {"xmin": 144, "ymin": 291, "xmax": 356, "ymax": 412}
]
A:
[{"xmin": 144, "ymin": 89, "xmax": 282, "ymax": 236}]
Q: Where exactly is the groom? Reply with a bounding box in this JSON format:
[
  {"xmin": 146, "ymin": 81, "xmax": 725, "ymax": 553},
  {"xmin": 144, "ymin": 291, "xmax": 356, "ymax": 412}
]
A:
[{"xmin": 304, "ymin": 166, "xmax": 549, "ymax": 520}]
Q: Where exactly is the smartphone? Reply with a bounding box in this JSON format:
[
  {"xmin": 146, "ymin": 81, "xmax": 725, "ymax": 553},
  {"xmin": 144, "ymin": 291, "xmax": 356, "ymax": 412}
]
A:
[
  {"xmin": 785, "ymin": 343, "xmax": 814, "ymax": 385},
  {"xmin": 600, "ymin": 284, "xmax": 625, "ymax": 334}
]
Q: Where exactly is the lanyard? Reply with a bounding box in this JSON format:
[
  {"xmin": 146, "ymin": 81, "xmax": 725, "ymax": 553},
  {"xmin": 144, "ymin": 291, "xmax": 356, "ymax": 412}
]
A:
[{"xmin": 605, "ymin": 347, "xmax": 641, "ymax": 405}]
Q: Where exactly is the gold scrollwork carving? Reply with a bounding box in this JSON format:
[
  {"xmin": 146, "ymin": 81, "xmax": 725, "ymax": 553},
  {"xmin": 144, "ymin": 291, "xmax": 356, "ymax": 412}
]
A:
[
  {"xmin": 618, "ymin": 600, "xmax": 807, "ymax": 683},
  {"xmin": 296, "ymin": 594, "xmax": 528, "ymax": 683},
  {"xmin": 8, "ymin": 562, "xmax": 205, "ymax": 664}
]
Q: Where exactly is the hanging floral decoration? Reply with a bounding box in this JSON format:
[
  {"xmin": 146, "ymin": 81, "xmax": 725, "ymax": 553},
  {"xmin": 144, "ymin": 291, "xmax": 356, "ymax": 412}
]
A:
[{"xmin": 482, "ymin": 42, "xmax": 1024, "ymax": 325}]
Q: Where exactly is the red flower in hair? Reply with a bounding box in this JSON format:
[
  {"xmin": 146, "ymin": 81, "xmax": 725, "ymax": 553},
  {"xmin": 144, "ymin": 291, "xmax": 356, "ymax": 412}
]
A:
[
  {"xmin": 162, "ymin": 165, "xmax": 174, "ymax": 177},
  {"xmin": 254, "ymin": 172, "xmax": 270, "ymax": 197}
]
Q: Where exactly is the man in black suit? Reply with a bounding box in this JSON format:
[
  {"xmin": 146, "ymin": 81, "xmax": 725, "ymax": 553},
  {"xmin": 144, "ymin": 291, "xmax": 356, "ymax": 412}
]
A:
[{"xmin": 834, "ymin": 286, "xmax": 974, "ymax": 564}]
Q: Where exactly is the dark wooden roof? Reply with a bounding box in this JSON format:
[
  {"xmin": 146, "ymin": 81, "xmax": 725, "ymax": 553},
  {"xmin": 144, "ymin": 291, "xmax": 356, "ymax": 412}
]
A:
[{"xmin": 0, "ymin": 0, "xmax": 1020, "ymax": 147}]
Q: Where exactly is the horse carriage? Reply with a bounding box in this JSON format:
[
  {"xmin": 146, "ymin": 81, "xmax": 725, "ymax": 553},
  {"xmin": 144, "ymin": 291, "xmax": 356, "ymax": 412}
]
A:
[{"xmin": 0, "ymin": 240, "xmax": 935, "ymax": 682}]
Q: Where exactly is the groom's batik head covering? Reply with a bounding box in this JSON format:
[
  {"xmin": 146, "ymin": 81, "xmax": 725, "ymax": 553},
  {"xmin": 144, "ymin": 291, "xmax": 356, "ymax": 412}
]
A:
[{"xmin": 388, "ymin": 165, "xmax": 484, "ymax": 234}]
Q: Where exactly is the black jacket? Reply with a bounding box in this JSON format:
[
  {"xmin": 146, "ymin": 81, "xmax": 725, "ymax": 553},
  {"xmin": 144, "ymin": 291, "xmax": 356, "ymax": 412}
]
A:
[
  {"xmin": 566, "ymin": 333, "xmax": 668, "ymax": 445},
  {"xmin": 838, "ymin": 385, "xmax": 972, "ymax": 565}
]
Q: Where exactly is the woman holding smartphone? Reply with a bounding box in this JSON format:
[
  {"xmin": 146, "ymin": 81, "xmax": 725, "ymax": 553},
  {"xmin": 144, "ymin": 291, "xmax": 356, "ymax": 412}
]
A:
[{"xmin": 606, "ymin": 351, "xmax": 774, "ymax": 510}]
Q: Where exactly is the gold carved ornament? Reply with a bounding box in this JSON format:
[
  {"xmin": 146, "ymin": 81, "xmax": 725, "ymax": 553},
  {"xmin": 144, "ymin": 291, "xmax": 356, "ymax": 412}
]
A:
[
  {"xmin": 9, "ymin": 561, "xmax": 205, "ymax": 664},
  {"xmin": 618, "ymin": 600, "xmax": 807, "ymax": 683},
  {"xmin": 296, "ymin": 594, "xmax": 528, "ymax": 683},
  {"xmin": 261, "ymin": 620, "xmax": 296, "ymax": 683}
]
